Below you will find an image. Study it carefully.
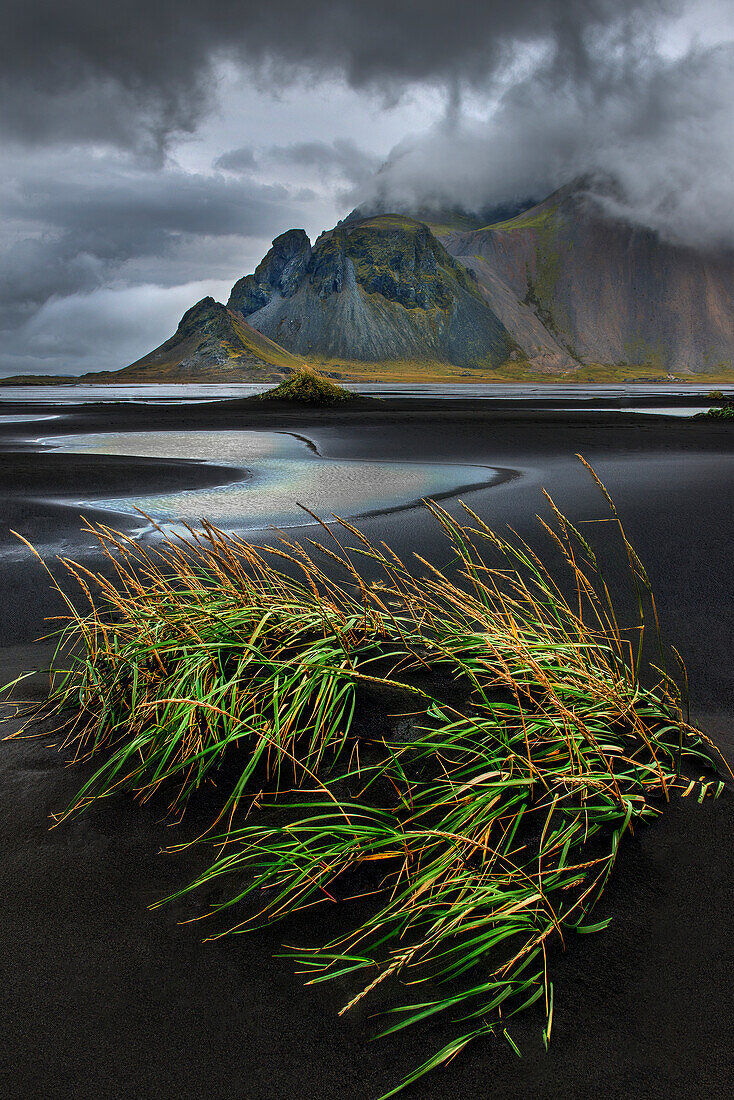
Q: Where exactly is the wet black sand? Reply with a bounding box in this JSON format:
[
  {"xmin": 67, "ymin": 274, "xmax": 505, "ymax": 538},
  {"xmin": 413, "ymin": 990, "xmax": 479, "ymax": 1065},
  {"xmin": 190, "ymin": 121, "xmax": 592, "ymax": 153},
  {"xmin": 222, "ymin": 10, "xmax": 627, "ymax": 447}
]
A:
[{"xmin": 0, "ymin": 397, "xmax": 733, "ymax": 1099}]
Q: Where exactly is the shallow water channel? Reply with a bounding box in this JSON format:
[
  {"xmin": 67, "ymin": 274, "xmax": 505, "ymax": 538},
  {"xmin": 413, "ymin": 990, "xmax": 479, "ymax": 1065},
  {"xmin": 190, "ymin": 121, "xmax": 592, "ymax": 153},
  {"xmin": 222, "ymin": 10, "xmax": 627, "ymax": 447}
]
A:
[{"xmin": 45, "ymin": 430, "xmax": 501, "ymax": 532}]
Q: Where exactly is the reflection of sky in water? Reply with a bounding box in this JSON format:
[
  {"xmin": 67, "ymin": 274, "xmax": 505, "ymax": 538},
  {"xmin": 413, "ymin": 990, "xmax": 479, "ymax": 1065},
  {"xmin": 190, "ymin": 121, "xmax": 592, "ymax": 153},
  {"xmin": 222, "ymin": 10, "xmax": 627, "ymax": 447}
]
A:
[
  {"xmin": 555, "ymin": 406, "xmax": 710, "ymax": 417},
  {"xmin": 3, "ymin": 382, "xmax": 733, "ymax": 404},
  {"xmin": 48, "ymin": 430, "xmax": 497, "ymax": 531},
  {"xmin": 622, "ymin": 407, "xmax": 709, "ymax": 417}
]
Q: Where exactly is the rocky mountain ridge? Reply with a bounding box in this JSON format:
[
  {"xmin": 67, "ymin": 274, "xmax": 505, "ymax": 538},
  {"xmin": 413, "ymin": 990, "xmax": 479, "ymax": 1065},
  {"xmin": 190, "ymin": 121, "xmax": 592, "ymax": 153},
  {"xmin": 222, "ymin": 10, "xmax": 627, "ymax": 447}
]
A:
[
  {"xmin": 141, "ymin": 181, "xmax": 734, "ymax": 378},
  {"xmin": 439, "ymin": 181, "xmax": 734, "ymax": 373},
  {"xmin": 108, "ymin": 296, "xmax": 301, "ymax": 382},
  {"xmin": 225, "ymin": 216, "xmax": 515, "ymax": 369},
  {"xmin": 4, "ymin": 178, "xmax": 733, "ymax": 384}
]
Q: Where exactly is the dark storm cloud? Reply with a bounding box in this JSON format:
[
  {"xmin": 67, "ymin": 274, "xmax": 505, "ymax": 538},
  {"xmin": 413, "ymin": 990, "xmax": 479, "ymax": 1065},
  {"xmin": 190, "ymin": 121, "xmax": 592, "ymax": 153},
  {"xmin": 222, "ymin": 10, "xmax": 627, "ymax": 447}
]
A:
[
  {"xmin": 26, "ymin": 169, "xmax": 289, "ymax": 257},
  {"xmin": 0, "ymin": 164, "xmax": 295, "ymax": 313},
  {"xmin": 355, "ymin": 35, "xmax": 734, "ymax": 247},
  {"xmin": 3, "ymin": 1, "xmax": 669, "ymax": 149},
  {"xmin": 0, "ymin": 157, "xmax": 301, "ymax": 373}
]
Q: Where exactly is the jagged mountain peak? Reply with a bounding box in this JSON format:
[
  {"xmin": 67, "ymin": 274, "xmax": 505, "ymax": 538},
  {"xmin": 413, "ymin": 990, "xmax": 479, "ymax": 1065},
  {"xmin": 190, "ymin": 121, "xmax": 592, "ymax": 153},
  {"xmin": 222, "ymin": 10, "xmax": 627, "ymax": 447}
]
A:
[
  {"xmin": 232, "ymin": 213, "xmax": 481, "ymax": 315},
  {"xmin": 112, "ymin": 176, "xmax": 734, "ymax": 381},
  {"xmin": 226, "ymin": 213, "xmax": 513, "ymax": 369},
  {"xmin": 228, "ymin": 229, "xmax": 311, "ymax": 316},
  {"xmin": 176, "ymin": 296, "xmax": 229, "ymax": 335},
  {"xmin": 114, "ymin": 293, "xmax": 301, "ymax": 382}
]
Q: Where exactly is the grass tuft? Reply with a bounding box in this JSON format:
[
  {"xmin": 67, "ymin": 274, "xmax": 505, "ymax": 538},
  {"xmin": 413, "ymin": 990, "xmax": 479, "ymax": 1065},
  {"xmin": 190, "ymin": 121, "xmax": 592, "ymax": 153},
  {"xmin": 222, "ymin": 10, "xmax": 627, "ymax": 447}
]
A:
[
  {"xmin": 698, "ymin": 403, "xmax": 734, "ymax": 419},
  {"xmin": 5, "ymin": 466, "xmax": 726, "ymax": 1098},
  {"xmin": 254, "ymin": 366, "xmax": 363, "ymax": 405}
]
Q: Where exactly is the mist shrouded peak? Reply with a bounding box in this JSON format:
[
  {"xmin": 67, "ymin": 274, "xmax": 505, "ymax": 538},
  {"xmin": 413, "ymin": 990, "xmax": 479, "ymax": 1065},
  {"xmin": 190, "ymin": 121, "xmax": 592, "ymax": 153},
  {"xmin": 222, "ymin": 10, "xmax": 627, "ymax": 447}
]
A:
[
  {"xmin": 2, "ymin": 0, "xmax": 734, "ymax": 377},
  {"xmin": 352, "ymin": 33, "xmax": 734, "ymax": 249}
]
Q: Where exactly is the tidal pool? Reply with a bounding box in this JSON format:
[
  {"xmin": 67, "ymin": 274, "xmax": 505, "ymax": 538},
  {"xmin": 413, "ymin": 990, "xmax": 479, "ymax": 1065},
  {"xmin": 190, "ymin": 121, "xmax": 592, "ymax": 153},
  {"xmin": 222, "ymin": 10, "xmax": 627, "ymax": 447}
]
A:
[{"xmin": 46, "ymin": 430, "xmax": 501, "ymax": 532}]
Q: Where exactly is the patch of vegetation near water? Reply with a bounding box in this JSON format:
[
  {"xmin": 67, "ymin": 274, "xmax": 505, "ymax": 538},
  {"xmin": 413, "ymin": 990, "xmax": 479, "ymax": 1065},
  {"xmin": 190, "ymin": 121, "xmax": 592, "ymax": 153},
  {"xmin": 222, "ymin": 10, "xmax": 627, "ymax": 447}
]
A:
[
  {"xmin": 4, "ymin": 463, "xmax": 727, "ymax": 1098},
  {"xmin": 695, "ymin": 390, "xmax": 734, "ymax": 418},
  {"xmin": 253, "ymin": 368, "xmax": 364, "ymax": 405}
]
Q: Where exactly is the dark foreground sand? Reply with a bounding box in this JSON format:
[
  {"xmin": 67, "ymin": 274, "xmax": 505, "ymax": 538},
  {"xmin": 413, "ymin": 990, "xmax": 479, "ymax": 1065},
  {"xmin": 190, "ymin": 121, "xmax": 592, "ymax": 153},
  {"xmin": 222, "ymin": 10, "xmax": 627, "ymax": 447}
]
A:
[{"xmin": 0, "ymin": 398, "xmax": 732, "ymax": 1099}]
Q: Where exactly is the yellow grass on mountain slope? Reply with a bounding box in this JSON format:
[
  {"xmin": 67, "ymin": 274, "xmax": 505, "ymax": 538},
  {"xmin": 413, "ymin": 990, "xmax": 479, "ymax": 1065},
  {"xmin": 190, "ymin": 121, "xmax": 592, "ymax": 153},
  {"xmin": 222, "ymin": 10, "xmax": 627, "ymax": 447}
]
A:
[
  {"xmin": 308, "ymin": 356, "xmax": 734, "ymax": 384},
  {"xmin": 117, "ymin": 309, "xmax": 302, "ymax": 381},
  {"xmin": 227, "ymin": 314, "xmax": 303, "ymax": 371}
]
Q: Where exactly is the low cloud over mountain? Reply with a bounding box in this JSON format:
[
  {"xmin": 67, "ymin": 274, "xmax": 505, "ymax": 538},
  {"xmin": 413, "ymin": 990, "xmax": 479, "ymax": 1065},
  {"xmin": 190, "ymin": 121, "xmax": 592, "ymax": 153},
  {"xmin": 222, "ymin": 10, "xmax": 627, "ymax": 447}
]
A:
[{"xmin": 2, "ymin": 1, "xmax": 732, "ymax": 374}]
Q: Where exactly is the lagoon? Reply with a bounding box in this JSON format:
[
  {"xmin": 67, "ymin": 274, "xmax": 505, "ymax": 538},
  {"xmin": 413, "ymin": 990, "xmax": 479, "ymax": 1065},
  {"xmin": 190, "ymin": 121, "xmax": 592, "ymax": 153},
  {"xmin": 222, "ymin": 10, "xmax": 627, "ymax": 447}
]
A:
[{"xmin": 45, "ymin": 429, "xmax": 502, "ymax": 532}]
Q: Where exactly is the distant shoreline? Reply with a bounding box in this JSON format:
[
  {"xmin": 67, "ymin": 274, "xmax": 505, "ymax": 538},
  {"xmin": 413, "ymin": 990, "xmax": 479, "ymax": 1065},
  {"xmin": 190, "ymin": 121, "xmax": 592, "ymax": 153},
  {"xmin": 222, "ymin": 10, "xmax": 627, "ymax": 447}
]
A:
[{"xmin": 3, "ymin": 372, "xmax": 734, "ymax": 386}]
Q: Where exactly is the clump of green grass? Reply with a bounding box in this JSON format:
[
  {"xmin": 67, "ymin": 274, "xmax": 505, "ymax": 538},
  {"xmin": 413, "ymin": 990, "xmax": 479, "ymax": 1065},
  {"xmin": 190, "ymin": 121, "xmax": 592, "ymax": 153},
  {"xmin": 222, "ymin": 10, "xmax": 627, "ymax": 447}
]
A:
[
  {"xmin": 698, "ymin": 389, "xmax": 734, "ymax": 418},
  {"xmin": 255, "ymin": 366, "xmax": 362, "ymax": 405},
  {"xmin": 699, "ymin": 403, "xmax": 734, "ymax": 419},
  {"xmin": 8, "ymin": 464, "xmax": 727, "ymax": 1098}
]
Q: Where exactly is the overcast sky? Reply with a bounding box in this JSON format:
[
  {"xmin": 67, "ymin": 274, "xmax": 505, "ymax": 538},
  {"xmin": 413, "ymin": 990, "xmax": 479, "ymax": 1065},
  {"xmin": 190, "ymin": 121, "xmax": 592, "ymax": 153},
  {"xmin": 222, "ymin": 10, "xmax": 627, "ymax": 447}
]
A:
[{"xmin": 2, "ymin": 0, "xmax": 733, "ymax": 376}]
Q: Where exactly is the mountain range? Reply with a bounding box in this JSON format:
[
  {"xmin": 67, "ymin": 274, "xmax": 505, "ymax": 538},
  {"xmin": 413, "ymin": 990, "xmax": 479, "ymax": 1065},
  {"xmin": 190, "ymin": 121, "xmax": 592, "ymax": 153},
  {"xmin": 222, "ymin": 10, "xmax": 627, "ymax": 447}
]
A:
[{"xmin": 6, "ymin": 179, "xmax": 734, "ymax": 384}]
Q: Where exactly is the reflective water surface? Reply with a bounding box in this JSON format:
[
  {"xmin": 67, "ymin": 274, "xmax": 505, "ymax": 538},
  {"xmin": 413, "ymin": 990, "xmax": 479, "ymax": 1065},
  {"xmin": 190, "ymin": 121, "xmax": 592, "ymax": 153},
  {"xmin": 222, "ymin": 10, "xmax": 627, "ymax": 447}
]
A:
[
  {"xmin": 47, "ymin": 430, "xmax": 500, "ymax": 531},
  {"xmin": 2, "ymin": 381, "xmax": 732, "ymax": 405}
]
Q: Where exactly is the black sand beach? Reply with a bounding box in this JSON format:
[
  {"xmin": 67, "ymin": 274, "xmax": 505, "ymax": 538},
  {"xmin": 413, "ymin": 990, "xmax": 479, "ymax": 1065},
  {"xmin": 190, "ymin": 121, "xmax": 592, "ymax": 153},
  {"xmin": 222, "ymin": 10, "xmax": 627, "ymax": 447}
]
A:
[{"xmin": 1, "ymin": 396, "xmax": 732, "ymax": 1099}]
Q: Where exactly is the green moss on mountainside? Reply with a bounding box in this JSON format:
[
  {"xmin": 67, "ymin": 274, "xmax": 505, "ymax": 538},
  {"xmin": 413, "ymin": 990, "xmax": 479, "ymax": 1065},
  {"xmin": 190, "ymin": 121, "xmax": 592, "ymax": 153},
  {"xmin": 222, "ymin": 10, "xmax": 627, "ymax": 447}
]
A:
[
  {"xmin": 347, "ymin": 221, "xmax": 478, "ymax": 308},
  {"xmin": 480, "ymin": 204, "xmax": 560, "ymax": 233},
  {"xmin": 308, "ymin": 218, "xmax": 481, "ymax": 313}
]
